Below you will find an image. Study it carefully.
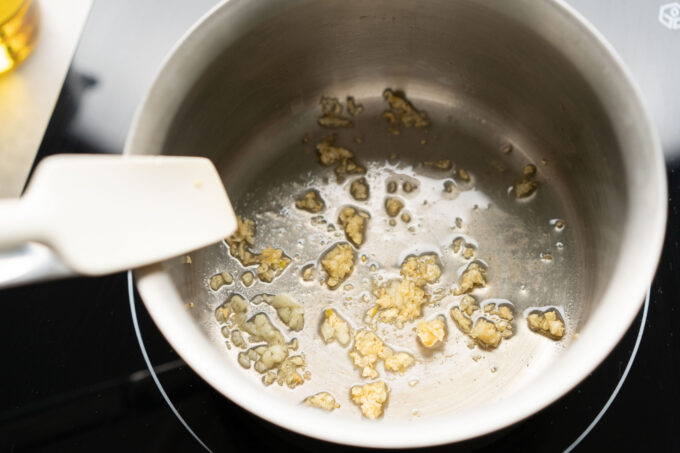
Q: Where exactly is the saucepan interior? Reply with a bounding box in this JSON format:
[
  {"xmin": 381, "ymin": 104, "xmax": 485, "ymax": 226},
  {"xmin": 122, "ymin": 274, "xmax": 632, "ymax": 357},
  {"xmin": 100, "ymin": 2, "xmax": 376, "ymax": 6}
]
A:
[{"xmin": 127, "ymin": 0, "xmax": 666, "ymax": 447}]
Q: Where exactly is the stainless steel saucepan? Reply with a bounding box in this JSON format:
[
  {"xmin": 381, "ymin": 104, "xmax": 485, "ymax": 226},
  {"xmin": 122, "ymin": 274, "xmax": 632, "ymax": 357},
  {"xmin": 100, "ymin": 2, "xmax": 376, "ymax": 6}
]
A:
[{"xmin": 125, "ymin": 0, "xmax": 667, "ymax": 447}]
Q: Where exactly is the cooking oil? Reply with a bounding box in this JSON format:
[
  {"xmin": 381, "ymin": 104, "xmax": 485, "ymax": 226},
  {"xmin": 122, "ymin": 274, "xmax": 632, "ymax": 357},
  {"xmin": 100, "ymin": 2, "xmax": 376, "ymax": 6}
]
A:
[
  {"xmin": 0, "ymin": 0, "xmax": 38, "ymax": 74},
  {"xmin": 200, "ymin": 92, "xmax": 583, "ymax": 417}
]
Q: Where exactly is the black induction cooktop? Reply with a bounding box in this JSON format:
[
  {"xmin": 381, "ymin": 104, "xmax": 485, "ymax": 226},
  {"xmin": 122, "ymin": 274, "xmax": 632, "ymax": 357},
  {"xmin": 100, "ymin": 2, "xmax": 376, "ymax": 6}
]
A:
[{"xmin": 1, "ymin": 1, "xmax": 678, "ymax": 451}]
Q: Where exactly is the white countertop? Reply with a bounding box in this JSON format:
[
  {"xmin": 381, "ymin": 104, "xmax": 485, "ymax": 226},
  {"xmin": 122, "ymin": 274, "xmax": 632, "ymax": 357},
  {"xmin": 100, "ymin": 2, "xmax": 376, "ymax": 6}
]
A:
[{"xmin": 0, "ymin": 0, "xmax": 92, "ymax": 199}]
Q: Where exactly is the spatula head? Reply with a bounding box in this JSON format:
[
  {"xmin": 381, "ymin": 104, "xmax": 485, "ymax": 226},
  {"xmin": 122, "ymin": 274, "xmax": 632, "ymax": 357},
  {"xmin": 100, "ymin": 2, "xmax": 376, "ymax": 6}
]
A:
[{"xmin": 24, "ymin": 154, "xmax": 237, "ymax": 275}]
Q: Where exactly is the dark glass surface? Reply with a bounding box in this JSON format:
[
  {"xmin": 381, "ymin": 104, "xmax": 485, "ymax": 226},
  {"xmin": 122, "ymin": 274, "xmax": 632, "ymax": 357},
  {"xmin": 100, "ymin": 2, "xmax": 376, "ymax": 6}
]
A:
[{"xmin": 1, "ymin": 1, "xmax": 677, "ymax": 451}]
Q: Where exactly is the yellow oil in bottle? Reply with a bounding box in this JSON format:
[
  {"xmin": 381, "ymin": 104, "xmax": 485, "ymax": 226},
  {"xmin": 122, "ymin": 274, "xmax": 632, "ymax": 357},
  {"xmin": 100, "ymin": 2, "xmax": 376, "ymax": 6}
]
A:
[{"xmin": 0, "ymin": 0, "xmax": 39, "ymax": 75}]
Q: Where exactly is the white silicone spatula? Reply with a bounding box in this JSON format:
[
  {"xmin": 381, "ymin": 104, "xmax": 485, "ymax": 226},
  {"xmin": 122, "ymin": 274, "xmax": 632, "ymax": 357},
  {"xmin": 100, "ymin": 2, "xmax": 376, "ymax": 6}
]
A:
[{"xmin": 0, "ymin": 154, "xmax": 237, "ymax": 279}]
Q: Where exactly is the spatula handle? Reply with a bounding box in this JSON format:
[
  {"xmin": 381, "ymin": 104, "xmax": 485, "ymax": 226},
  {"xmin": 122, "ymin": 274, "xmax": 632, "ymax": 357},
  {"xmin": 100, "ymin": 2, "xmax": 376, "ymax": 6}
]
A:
[
  {"xmin": 0, "ymin": 198, "xmax": 75, "ymax": 288},
  {"xmin": 0, "ymin": 198, "xmax": 45, "ymax": 250}
]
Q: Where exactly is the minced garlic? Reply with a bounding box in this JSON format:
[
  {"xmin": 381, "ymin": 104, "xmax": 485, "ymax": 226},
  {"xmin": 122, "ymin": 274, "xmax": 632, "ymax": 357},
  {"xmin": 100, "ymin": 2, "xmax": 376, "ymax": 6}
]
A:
[
  {"xmin": 452, "ymin": 238, "xmax": 475, "ymax": 260},
  {"xmin": 382, "ymin": 348, "xmax": 415, "ymax": 373},
  {"xmin": 425, "ymin": 159, "xmax": 453, "ymax": 171},
  {"xmin": 383, "ymin": 89, "xmax": 429, "ymax": 129},
  {"xmin": 372, "ymin": 278, "xmax": 427, "ymax": 327},
  {"xmin": 524, "ymin": 164, "xmax": 537, "ymax": 177},
  {"xmin": 241, "ymin": 271, "xmax": 254, "ymax": 287},
  {"xmin": 443, "ymin": 180, "xmax": 457, "ymax": 194},
  {"xmin": 233, "ymin": 309, "xmax": 309, "ymax": 389},
  {"xmin": 452, "ymin": 237, "xmax": 464, "ymax": 254},
  {"xmin": 497, "ymin": 304, "xmax": 514, "ymax": 320},
  {"xmin": 417, "ymin": 315, "xmax": 447, "ymax": 348},
  {"xmin": 349, "ymin": 330, "xmax": 385, "ymax": 379},
  {"xmin": 276, "ymin": 355, "xmax": 307, "ymax": 388},
  {"xmin": 527, "ymin": 309, "xmax": 565, "ymax": 339},
  {"xmin": 515, "ymin": 178, "xmax": 538, "ymax": 198},
  {"xmin": 243, "ymin": 313, "xmax": 285, "ymax": 345},
  {"xmin": 402, "ymin": 181, "xmax": 417, "ymax": 193},
  {"xmin": 338, "ymin": 206, "xmax": 370, "ymax": 247},
  {"xmin": 348, "ymin": 329, "xmax": 415, "ymax": 378},
  {"xmin": 368, "ymin": 254, "xmax": 441, "ymax": 327},
  {"xmin": 304, "ymin": 392, "xmax": 340, "ymax": 411},
  {"xmin": 400, "ymin": 254, "xmax": 442, "ymax": 286},
  {"xmin": 346, "ymin": 96, "xmax": 363, "ymax": 116},
  {"xmin": 256, "ymin": 247, "xmax": 290, "ymax": 283},
  {"xmin": 317, "ymin": 135, "xmax": 353, "ymax": 165},
  {"xmin": 301, "ymin": 265, "xmax": 315, "ymax": 281},
  {"xmin": 456, "ymin": 168, "xmax": 471, "ymax": 182},
  {"xmin": 296, "ymin": 190, "xmax": 325, "ymax": 213},
  {"xmin": 316, "ymin": 134, "xmax": 365, "ymax": 182},
  {"xmin": 318, "ymin": 96, "xmax": 353, "ymax": 128},
  {"xmin": 225, "ymin": 217, "xmax": 290, "ymax": 283},
  {"xmin": 350, "ymin": 177, "xmax": 370, "ymax": 201},
  {"xmin": 459, "ymin": 295, "xmax": 479, "ymax": 316},
  {"xmin": 209, "ymin": 271, "xmax": 233, "ymax": 290},
  {"xmin": 350, "ymin": 381, "xmax": 389, "ymax": 419},
  {"xmin": 385, "ymin": 197, "xmax": 404, "ymax": 217},
  {"xmin": 450, "ymin": 307, "xmax": 472, "ymax": 333},
  {"xmin": 226, "ymin": 216, "xmax": 259, "ymax": 266},
  {"xmin": 470, "ymin": 318, "xmax": 502, "ymax": 349},
  {"xmin": 251, "ymin": 343, "xmax": 288, "ymax": 372},
  {"xmin": 451, "ymin": 299, "xmax": 515, "ymax": 350},
  {"xmin": 270, "ymin": 293, "xmax": 305, "ymax": 331},
  {"xmin": 453, "ymin": 262, "xmax": 487, "ymax": 295},
  {"xmin": 319, "ymin": 308, "xmax": 352, "ymax": 346},
  {"xmin": 514, "ymin": 164, "xmax": 539, "ymax": 198},
  {"xmin": 215, "ymin": 294, "xmax": 249, "ymax": 327},
  {"xmin": 321, "ymin": 243, "xmax": 356, "ymax": 289},
  {"xmin": 231, "ymin": 330, "xmax": 247, "ymax": 349}
]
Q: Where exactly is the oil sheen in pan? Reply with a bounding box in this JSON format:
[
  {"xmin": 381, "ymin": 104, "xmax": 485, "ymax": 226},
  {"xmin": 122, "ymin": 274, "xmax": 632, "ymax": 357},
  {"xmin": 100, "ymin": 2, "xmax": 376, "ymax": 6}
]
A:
[{"xmin": 203, "ymin": 96, "xmax": 581, "ymax": 420}]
